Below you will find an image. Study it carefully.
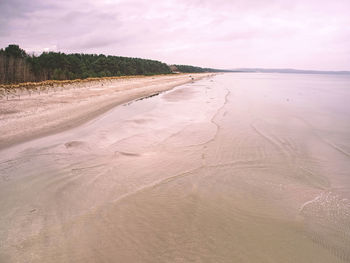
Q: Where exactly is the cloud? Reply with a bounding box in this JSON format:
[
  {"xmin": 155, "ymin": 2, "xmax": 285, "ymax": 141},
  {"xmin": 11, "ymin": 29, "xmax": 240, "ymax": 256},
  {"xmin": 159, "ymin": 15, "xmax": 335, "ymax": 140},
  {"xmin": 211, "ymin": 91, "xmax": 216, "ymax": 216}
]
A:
[{"xmin": 1, "ymin": 0, "xmax": 349, "ymax": 70}]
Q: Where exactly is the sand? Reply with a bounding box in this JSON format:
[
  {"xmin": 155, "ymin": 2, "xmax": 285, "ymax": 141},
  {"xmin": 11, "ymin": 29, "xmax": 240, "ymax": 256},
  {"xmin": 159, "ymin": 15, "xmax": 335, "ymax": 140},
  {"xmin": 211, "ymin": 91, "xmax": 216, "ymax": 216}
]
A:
[
  {"xmin": 0, "ymin": 73, "xmax": 210, "ymax": 149},
  {"xmin": 0, "ymin": 73, "xmax": 350, "ymax": 262}
]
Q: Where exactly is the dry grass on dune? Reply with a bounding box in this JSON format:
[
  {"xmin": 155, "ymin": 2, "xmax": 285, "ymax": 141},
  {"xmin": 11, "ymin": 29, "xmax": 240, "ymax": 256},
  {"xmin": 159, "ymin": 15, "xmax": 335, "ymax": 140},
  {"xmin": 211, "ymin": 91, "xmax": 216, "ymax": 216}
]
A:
[{"xmin": 0, "ymin": 75, "xmax": 170, "ymax": 100}]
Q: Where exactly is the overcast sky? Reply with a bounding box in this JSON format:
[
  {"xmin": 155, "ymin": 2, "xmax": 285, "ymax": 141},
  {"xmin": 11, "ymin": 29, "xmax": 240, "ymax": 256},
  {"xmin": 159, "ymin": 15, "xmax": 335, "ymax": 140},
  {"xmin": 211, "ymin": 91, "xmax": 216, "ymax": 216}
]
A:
[{"xmin": 1, "ymin": 0, "xmax": 349, "ymax": 70}]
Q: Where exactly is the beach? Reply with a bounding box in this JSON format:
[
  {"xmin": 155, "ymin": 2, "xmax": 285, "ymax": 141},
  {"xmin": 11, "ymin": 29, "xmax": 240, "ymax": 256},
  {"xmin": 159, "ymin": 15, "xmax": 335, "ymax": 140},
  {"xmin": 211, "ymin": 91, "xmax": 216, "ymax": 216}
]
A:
[
  {"xmin": 0, "ymin": 73, "xmax": 210, "ymax": 149},
  {"xmin": 0, "ymin": 73, "xmax": 350, "ymax": 262}
]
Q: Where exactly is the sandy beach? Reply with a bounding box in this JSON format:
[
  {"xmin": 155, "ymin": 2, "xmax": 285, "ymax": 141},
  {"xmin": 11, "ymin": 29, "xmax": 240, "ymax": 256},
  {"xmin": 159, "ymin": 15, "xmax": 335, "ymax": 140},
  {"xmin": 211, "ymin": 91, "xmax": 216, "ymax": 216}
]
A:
[
  {"xmin": 0, "ymin": 73, "xmax": 350, "ymax": 262},
  {"xmin": 0, "ymin": 73, "xmax": 210, "ymax": 149}
]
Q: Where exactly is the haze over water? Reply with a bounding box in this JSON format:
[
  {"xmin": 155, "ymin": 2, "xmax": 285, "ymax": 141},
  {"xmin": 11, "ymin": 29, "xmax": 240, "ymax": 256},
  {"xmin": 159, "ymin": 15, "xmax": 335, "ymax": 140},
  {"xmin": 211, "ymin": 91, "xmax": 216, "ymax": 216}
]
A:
[{"xmin": 1, "ymin": 73, "xmax": 350, "ymax": 262}]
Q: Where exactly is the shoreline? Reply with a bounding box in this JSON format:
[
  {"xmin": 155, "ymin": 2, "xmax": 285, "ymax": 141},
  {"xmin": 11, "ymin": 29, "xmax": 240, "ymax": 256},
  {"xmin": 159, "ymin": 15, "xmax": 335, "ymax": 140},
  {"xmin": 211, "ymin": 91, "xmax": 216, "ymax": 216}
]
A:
[{"xmin": 0, "ymin": 73, "xmax": 213, "ymax": 150}]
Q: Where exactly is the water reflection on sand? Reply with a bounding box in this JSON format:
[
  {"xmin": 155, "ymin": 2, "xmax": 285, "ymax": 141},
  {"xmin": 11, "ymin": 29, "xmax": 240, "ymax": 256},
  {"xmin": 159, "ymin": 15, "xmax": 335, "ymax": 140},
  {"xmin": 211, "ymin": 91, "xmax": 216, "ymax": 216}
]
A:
[{"xmin": 1, "ymin": 73, "xmax": 350, "ymax": 262}]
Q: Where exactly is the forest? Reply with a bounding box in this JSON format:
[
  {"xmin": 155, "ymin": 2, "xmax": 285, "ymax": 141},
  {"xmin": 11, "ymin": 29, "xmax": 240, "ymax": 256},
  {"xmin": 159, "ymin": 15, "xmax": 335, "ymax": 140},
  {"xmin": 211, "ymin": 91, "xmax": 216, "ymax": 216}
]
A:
[
  {"xmin": 0, "ymin": 45, "xmax": 223, "ymax": 84},
  {"xmin": 0, "ymin": 45, "xmax": 171, "ymax": 84},
  {"xmin": 172, "ymin": 65, "xmax": 226, "ymax": 73}
]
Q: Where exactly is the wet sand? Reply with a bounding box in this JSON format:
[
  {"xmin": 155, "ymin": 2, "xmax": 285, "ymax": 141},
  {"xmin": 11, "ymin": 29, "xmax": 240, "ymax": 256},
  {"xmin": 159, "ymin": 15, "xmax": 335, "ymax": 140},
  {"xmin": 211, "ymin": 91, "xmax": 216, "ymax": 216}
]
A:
[
  {"xmin": 0, "ymin": 73, "xmax": 209, "ymax": 149},
  {"xmin": 0, "ymin": 73, "xmax": 350, "ymax": 262}
]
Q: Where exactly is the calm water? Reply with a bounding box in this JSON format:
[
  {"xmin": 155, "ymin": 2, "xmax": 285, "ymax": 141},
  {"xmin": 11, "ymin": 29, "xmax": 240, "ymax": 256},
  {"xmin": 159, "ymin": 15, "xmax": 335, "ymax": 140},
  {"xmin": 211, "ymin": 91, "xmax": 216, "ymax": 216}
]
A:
[{"xmin": 1, "ymin": 73, "xmax": 350, "ymax": 262}]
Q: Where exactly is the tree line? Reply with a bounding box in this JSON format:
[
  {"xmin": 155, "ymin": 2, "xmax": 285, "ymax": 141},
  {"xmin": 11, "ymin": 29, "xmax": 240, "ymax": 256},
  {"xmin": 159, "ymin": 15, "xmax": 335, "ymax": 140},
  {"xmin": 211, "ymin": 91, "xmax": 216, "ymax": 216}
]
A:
[
  {"xmin": 172, "ymin": 65, "xmax": 226, "ymax": 73},
  {"xmin": 0, "ymin": 44, "xmax": 224, "ymax": 84},
  {"xmin": 0, "ymin": 44, "xmax": 172, "ymax": 84}
]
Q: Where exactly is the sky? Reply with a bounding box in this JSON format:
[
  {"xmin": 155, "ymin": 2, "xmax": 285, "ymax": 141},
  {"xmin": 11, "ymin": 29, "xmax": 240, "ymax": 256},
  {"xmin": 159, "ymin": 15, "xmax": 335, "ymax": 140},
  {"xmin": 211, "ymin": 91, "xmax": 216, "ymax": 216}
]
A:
[{"xmin": 1, "ymin": 0, "xmax": 350, "ymax": 70}]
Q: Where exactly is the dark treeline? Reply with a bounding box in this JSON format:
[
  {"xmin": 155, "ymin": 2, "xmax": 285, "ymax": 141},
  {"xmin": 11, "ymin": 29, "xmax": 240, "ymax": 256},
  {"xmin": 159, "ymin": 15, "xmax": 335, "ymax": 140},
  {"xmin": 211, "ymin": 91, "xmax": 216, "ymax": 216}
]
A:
[
  {"xmin": 0, "ymin": 44, "xmax": 172, "ymax": 84},
  {"xmin": 173, "ymin": 65, "xmax": 231, "ymax": 73},
  {"xmin": 0, "ymin": 44, "xmax": 227, "ymax": 84}
]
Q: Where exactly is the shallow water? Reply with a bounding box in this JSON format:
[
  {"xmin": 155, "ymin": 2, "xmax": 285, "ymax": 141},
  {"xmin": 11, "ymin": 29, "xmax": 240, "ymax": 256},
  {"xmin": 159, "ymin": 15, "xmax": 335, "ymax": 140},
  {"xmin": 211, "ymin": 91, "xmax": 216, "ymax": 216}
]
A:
[{"xmin": 1, "ymin": 73, "xmax": 350, "ymax": 262}]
